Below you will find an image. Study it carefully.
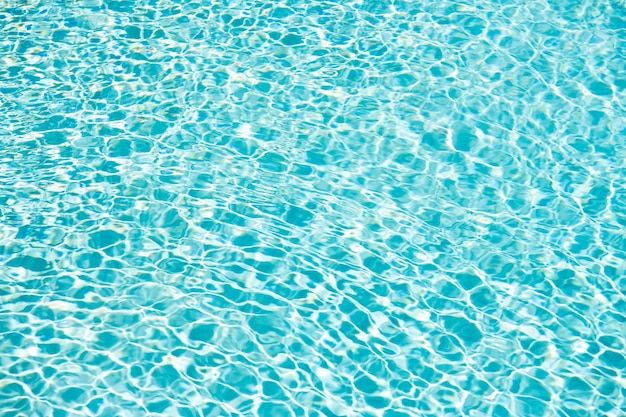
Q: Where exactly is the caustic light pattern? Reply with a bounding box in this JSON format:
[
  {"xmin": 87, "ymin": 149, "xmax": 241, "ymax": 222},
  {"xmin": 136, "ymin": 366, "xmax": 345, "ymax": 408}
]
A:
[{"xmin": 0, "ymin": 1, "xmax": 625, "ymax": 417}]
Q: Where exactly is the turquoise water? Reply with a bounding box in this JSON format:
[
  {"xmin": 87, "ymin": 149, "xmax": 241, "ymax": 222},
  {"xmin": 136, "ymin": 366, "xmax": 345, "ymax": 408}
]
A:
[{"xmin": 1, "ymin": 0, "xmax": 625, "ymax": 416}]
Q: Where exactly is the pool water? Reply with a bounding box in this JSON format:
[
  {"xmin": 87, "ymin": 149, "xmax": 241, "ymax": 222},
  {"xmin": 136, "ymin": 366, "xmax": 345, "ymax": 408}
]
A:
[{"xmin": 1, "ymin": 0, "xmax": 625, "ymax": 416}]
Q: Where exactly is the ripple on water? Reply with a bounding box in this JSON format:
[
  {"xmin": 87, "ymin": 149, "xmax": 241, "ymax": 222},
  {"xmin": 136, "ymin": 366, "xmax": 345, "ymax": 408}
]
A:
[{"xmin": 1, "ymin": 0, "xmax": 625, "ymax": 416}]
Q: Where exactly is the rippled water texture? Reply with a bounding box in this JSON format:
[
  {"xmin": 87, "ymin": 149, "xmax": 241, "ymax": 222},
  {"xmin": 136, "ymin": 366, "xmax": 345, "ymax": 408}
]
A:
[{"xmin": 1, "ymin": 0, "xmax": 625, "ymax": 416}]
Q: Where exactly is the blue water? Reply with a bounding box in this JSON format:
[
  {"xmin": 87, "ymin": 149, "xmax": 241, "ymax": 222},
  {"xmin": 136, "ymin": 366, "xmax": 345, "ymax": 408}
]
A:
[{"xmin": 1, "ymin": 1, "xmax": 625, "ymax": 416}]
